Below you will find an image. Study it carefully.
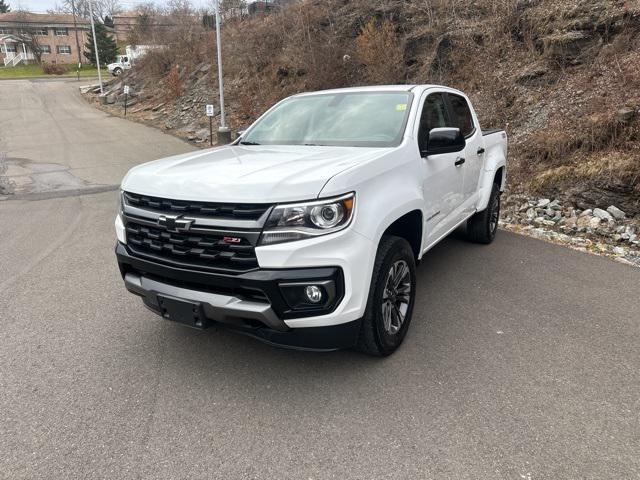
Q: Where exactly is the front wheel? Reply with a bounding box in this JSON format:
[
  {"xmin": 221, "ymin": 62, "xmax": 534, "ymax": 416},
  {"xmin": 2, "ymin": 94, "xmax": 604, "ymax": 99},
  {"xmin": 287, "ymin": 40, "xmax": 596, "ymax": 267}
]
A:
[
  {"xmin": 113, "ymin": 67, "xmax": 123, "ymax": 76},
  {"xmin": 356, "ymin": 235, "xmax": 416, "ymax": 357}
]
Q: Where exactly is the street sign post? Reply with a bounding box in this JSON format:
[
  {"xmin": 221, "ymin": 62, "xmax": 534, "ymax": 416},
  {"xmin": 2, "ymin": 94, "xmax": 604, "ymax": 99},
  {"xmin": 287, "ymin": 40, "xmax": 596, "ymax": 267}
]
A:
[
  {"xmin": 124, "ymin": 85, "xmax": 130, "ymax": 116},
  {"xmin": 206, "ymin": 104, "xmax": 216, "ymax": 146}
]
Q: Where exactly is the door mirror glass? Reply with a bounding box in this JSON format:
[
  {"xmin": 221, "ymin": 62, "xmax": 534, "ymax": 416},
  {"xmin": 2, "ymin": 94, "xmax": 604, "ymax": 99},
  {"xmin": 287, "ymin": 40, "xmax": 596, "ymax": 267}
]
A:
[{"xmin": 423, "ymin": 127, "xmax": 465, "ymax": 156}]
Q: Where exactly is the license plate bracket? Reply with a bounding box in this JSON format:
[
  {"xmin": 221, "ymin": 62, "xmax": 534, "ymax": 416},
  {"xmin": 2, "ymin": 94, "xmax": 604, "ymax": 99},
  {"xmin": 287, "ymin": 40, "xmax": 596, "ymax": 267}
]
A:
[{"xmin": 157, "ymin": 295, "xmax": 209, "ymax": 329}]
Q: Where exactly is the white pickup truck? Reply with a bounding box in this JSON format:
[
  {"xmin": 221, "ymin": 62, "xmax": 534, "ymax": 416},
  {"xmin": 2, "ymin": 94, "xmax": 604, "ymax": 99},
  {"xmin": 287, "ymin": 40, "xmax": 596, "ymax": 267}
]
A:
[
  {"xmin": 107, "ymin": 45, "xmax": 155, "ymax": 76},
  {"xmin": 115, "ymin": 85, "xmax": 507, "ymax": 356}
]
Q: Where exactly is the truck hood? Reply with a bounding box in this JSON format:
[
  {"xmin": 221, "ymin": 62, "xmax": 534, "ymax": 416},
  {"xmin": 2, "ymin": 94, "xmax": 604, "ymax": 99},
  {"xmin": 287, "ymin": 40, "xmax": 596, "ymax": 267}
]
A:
[{"xmin": 121, "ymin": 144, "xmax": 389, "ymax": 203}]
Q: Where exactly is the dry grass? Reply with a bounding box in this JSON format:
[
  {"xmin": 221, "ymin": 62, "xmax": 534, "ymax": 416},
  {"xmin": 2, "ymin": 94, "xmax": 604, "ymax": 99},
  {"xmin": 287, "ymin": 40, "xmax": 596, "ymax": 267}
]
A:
[
  {"xmin": 122, "ymin": 0, "xmax": 640, "ymax": 213},
  {"xmin": 165, "ymin": 66, "xmax": 182, "ymax": 100}
]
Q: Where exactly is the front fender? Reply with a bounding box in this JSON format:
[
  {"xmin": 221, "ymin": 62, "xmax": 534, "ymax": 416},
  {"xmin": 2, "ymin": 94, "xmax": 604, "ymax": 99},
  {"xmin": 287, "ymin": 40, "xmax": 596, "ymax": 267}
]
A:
[{"xmin": 319, "ymin": 144, "xmax": 425, "ymax": 248}]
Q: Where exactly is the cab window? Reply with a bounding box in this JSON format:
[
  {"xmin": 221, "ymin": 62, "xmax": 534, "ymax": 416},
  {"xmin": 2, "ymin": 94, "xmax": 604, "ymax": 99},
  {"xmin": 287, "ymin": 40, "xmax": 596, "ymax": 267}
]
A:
[
  {"xmin": 417, "ymin": 93, "xmax": 449, "ymax": 150},
  {"xmin": 447, "ymin": 93, "xmax": 475, "ymax": 137}
]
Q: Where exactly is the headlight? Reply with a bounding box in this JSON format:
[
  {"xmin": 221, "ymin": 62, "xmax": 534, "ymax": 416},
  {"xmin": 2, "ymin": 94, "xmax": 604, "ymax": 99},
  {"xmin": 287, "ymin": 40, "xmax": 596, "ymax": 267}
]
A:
[{"xmin": 259, "ymin": 193, "xmax": 355, "ymax": 246}]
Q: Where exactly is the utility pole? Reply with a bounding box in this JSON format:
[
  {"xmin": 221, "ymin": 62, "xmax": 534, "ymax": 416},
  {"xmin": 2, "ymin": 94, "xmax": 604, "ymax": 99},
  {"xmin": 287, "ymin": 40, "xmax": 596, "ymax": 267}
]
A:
[
  {"xmin": 88, "ymin": 0, "xmax": 103, "ymax": 94},
  {"xmin": 70, "ymin": 0, "xmax": 82, "ymax": 81},
  {"xmin": 215, "ymin": 0, "xmax": 231, "ymax": 144}
]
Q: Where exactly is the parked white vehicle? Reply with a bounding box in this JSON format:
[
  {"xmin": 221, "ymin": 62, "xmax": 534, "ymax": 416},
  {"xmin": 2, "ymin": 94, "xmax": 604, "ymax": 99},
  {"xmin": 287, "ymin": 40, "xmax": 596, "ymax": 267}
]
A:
[
  {"xmin": 115, "ymin": 85, "xmax": 507, "ymax": 355},
  {"xmin": 107, "ymin": 45, "xmax": 155, "ymax": 76}
]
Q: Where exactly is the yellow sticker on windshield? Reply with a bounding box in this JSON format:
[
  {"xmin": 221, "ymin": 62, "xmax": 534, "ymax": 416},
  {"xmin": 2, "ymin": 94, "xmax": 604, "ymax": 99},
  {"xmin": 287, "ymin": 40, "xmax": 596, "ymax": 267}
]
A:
[{"xmin": 396, "ymin": 103, "xmax": 407, "ymax": 111}]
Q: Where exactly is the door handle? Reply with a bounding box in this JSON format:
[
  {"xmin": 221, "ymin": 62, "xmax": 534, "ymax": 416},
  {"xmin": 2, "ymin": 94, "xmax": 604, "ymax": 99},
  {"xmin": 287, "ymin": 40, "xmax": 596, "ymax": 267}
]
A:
[
  {"xmin": 455, "ymin": 157, "xmax": 466, "ymax": 167},
  {"xmin": 477, "ymin": 148, "xmax": 485, "ymax": 155}
]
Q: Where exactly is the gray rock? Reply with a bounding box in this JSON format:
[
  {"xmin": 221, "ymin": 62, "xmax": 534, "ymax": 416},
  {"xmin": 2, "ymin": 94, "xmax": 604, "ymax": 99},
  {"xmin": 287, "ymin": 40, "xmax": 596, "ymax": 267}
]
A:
[
  {"xmin": 106, "ymin": 94, "xmax": 116, "ymax": 104},
  {"xmin": 564, "ymin": 217, "xmax": 577, "ymax": 229},
  {"xmin": 613, "ymin": 246, "xmax": 626, "ymax": 256},
  {"xmin": 616, "ymin": 107, "xmax": 635, "ymax": 123},
  {"xmin": 606, "ymin": 205, "xmax": 626, "ymax": 220},
  {"xmin": 589, "ymin": 217, "xmax": 601, "ymax": 229},
  {"xmin": 537, "ymin": 198, "xmax": 551, "ymax": 208},
  {"xmin": 576, "ymin": 216, "xmax": 592, "ymax": 228},
  {"xmin": 526, "ymin": 208, "xmax": 536, "ymax": 220},
  {"xmin": 196, "ymin": 128, "xmax": 211, "ymax": 140},
  {"xmin": 593, "ymin": 208, "xmax": 614, "ymax": 221},
  {"xmin": 579, "ymin": 209, "xmax": 592, "ymax": 217},
  {"xmin": 548, "ymin": 199, "xmax": 561, "ymax": 209}
]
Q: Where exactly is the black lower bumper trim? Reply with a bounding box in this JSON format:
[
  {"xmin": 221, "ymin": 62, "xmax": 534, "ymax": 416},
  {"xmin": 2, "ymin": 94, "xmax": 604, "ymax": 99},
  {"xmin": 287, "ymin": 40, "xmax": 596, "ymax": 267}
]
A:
[
  {"xmin": 116, "ymin": 242, "xmax": 344, "ymax": 320},
  {"xmin": 227, "ymin": 319, "xmax": 362, "ymax": 351},
  {"xmin": 116, "ymin": 242, "xmax": 358, "ymax": 350}
]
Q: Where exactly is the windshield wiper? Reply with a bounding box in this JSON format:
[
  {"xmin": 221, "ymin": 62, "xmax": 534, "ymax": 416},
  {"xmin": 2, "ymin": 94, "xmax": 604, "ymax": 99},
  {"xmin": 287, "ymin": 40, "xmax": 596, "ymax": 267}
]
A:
[{"xmin": 239, "ymin": 141, "xmax": 261, "ymax": 145}]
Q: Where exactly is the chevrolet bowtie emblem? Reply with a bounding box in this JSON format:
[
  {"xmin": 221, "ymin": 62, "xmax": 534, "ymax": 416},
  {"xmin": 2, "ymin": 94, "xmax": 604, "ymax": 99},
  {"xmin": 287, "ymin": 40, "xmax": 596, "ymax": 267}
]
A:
[{"xmin": 157, "ymin": 214, "xmax": 195, "ymax": 232}]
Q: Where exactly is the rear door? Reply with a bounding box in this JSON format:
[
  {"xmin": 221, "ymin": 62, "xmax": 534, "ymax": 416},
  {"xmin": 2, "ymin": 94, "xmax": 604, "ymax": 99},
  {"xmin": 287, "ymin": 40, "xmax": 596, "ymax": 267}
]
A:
[
  {"xmin": 417, "ymin": 92, "xmax": 465, "ymax": 246},
  {"xmin": 446, "ymin": 93, "xmax": 484, "ymax": 213}
]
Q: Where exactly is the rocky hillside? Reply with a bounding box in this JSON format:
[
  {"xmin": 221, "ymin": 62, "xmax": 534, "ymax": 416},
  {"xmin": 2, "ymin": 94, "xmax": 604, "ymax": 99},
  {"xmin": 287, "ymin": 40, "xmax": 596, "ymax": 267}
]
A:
[{"xmin": 85, "ymin": 0, "xmax": 640, "ymax": 217}]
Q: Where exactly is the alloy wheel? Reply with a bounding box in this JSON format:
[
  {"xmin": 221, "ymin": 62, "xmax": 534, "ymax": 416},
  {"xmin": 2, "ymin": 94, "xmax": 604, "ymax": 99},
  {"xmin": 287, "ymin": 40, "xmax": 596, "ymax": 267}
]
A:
[{"xmin": 381, "ymin": 260, "xmax": 412, "ymax": 334}]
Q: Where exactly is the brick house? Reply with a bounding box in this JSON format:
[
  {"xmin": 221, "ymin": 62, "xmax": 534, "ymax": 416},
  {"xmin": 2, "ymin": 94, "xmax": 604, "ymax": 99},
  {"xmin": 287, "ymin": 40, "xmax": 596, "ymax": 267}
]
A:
[
  {"xmin": 112, "ymin": 12, "xmax": 137, "ymax": 43},
  {"xmin": 0, "ymin": 12, "xmax": 90, "ymax": 66}
]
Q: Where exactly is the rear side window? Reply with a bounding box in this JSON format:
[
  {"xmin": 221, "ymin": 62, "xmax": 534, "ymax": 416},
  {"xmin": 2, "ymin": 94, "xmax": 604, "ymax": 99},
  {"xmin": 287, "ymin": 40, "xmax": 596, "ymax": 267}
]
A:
[
  {"xmin": 418, "ymin": 93, "xmax": 449, "ymax": 149},
  {"xmin": 447, "ymin": 94, "xmax": 475, "ymax": 137}
]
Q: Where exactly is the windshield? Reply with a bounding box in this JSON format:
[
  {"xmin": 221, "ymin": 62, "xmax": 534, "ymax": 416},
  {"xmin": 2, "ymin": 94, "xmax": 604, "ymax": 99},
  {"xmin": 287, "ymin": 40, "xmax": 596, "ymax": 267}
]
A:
[{"xmin": 241, "ymin": 91, "xmax": 413, "ymax": 148}]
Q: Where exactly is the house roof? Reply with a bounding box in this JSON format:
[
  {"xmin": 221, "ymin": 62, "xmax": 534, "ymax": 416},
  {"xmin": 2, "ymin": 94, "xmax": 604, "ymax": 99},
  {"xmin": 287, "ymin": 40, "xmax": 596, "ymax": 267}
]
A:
[
  {"xmin": 0, "ymin": 12, "xmax": 91, "ymax": 26},
  {"xmin": 0, "ymin": 34, "xmax": 22, "ymax": 43}
]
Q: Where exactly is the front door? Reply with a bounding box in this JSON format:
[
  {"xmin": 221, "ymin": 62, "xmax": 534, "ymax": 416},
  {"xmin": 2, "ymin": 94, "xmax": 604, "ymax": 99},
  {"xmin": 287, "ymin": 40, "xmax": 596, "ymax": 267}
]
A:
[{"xmin": 417, "ymin": 92, "xmax": 465, "ymax": 247}]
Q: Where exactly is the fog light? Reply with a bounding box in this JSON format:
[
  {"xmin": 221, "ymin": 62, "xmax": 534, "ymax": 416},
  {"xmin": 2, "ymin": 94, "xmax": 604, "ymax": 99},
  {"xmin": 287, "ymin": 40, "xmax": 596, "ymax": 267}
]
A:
[
  {"xmin": 305, "ymin": 285, "xmax": 323, "ymax": 303},
  {"xmin": 279, "ymin": 280, "xmax": 337, "ymax": 311}
]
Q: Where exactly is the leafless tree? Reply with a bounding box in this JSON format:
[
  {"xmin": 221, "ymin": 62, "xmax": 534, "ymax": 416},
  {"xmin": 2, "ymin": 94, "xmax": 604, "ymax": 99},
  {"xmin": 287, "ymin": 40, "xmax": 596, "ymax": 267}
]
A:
[
  {"xmin": 58, "ymin": 0, "xmax": 123, "ymax": 22},
  {"xmin": 13, "ymin": 11, "xmax": 45, "ymax": 64}
]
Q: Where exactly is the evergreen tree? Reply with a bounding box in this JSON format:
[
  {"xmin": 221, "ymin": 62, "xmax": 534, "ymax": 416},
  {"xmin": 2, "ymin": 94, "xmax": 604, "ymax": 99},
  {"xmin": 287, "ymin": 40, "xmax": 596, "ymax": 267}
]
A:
[
  {"xmin": 84, "ymin": 21, "xmax": 118, "ymax": 65},
  {"xmin": 0, "ymin": 0, "xmax": 10, "ymax": 13}
]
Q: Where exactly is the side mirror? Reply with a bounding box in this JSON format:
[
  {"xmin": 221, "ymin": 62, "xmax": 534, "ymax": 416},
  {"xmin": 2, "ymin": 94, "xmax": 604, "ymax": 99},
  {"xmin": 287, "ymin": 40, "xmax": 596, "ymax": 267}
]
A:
[{"xmin": 422, "ymin": 127, "xmax": 465, "ymax": 156}]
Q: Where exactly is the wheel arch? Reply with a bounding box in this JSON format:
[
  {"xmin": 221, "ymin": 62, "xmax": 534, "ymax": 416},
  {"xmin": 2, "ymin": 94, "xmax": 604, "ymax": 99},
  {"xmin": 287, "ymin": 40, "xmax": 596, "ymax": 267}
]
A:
[{"xmin": 381, "ymin": 209, "xmax": 423, "ymax": 260}]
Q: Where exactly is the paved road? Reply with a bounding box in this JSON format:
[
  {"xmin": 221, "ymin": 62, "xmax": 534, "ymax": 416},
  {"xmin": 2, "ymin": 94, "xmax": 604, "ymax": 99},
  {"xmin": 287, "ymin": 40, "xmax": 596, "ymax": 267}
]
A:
[
  {"xmin": 0, "ymin": 78, "xmax": 194, "ymax": 198},
  {"xmin": 1, "ymin": 80, "xmax": 639, "ymax": 479}
]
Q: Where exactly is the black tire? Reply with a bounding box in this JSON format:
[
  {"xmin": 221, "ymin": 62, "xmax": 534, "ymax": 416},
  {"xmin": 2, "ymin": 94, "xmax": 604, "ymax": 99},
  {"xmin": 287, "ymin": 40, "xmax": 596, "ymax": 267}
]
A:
[
  {"xmin": 356, "ymin": 235, "xmax": 417, "ymax": 357},
  {"xmin": 467, "ymin": 182, "xmax": 501, "ymax": 244},
  {"xmin": 113, "ymin": 68, "xmax": 123, "ymax": 76}
]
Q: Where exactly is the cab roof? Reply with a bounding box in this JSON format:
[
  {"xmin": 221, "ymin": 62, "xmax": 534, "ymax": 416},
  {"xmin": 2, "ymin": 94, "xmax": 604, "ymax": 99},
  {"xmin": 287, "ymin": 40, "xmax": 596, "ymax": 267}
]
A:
[{"xmin": 293, "ymin": 84, "xmax": 464, "ymax": 97}]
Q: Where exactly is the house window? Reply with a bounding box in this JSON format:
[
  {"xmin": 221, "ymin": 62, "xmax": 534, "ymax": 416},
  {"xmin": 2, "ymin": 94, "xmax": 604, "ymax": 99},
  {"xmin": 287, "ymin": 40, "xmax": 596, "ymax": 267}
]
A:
[
  {"xmin": 0, "ymin": 27, "xmax": 11, "ymax": 35},
  {"xmin": 5, "ymin": 43, "xmax": 17, "ymax": 53},
  {"xmin": 57, "ymin": 45, "xmax": 71, "ymax": 54},
  {"xmin": 40, "ymin": 45, "xmax": 51, "ymax": 54},
  {"xmin": 34, "ymin": 27, "xmax": 48, "ymax": 36},
  {"xmin": 54, "ymin": 27, "xmax": 69, "ymax": 36}
]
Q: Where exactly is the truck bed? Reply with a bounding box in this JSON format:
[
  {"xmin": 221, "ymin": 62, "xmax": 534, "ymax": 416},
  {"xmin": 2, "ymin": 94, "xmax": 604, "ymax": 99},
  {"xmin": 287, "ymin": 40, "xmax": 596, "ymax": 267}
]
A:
[{"xmin": 482, "ymin": 128, "xmax": 505, "ymax": 136}]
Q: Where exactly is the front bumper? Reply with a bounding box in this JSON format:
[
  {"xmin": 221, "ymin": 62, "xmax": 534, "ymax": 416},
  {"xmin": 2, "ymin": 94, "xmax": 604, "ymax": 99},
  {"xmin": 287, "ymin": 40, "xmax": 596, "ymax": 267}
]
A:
[{"xmin": 116, "ymin": 243, "xmax": 361, "ymax": 350}]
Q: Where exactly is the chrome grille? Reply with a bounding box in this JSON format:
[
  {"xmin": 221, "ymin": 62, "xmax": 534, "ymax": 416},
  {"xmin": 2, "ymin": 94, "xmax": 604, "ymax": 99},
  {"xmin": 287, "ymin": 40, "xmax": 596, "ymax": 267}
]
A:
[
  {"xmin": 122, "ymin": 191, "xmax": 272, "ymax": 273},
  {"xmin": 123, "ymin": 191, "xmax": 271, "ymax": 220}
]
